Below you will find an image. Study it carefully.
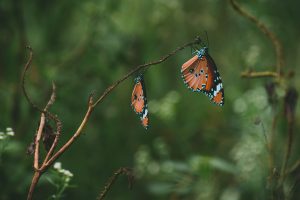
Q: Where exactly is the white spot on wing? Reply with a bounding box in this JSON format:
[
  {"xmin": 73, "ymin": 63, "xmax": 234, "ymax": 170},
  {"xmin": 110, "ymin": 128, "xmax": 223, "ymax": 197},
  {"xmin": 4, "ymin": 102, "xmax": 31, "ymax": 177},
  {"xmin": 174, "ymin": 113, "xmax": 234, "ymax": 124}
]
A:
[
  {"xmin": 142, "ymin": 109, "xmax": 148, "ymax": 119},
  {"xmin": 213, "ymin": 83, "xmax": 223, "ymax": 96}
]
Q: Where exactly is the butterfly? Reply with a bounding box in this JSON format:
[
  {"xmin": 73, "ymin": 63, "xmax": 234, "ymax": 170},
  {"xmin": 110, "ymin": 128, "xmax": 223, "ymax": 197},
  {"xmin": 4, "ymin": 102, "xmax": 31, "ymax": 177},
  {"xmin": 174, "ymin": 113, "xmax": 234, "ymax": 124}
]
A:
[
  {"xmin": 131, "ymin": 74, "xmax": 149, "ymax": 129},
  {"xmin": 181, "ymin": 46, "xmax": 224, "ymax": 106}
]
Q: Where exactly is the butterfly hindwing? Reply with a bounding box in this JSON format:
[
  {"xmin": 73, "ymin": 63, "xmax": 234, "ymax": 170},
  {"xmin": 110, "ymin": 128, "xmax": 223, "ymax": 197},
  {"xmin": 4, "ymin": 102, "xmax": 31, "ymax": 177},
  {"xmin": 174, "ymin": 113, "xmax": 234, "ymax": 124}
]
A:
[
  {"xmin": 140, "ymin": 108, "xmax": 149, "ymax": 129},
  {"xmin": 181, "ymin": 47, "xmax": 224, "ymax": 106},
  {"xmin": 205, "ymin": 54, "xmax": 224, "ymax": 106}
]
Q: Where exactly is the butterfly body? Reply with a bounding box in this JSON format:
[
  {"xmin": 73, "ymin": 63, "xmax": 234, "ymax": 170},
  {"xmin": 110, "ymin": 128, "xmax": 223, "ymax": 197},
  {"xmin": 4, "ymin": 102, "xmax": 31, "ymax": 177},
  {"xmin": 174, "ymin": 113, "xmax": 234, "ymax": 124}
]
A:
[
  {"xmin": 131, "ymin": 75, "xmax": 149, "ymax": 129},
  {"xmin": 181, "ymin": 46, "xmax": 224, "ymax": 106}
]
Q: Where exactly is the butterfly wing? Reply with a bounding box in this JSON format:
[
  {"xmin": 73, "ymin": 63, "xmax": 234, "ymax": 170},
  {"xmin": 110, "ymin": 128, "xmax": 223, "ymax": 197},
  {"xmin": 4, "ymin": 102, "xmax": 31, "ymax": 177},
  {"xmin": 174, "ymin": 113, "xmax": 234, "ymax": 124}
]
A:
[
  {"xmin": 205, "ymin": 54, "xmax": 225, "ymax": 106},
  {"xmin": 181, "ymin": 55, "xmax": 209, "ymax": 92},
  {"xmin": 140, "ymin": 109, "xmax": 149, "ymax": 129},
  {"xmin": 181, "ymin": 54, "xmax": 224, "ymax": 106},
  {"xmin": 131, "ymin": 81, "xmax": 145, "ymax": 114}
]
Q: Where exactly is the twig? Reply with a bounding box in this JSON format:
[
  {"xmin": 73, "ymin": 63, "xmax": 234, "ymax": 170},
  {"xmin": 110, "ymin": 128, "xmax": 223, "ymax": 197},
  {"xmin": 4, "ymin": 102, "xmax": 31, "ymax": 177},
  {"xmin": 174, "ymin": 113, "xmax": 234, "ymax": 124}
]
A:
[
  {"xmin": 280, "ymin": 88, "xmax": 298, "ymax": 183},
  {"xmin": 97, "ymin": 168, "xmax": 134, "ymax": 200},
  {"xmin": 44, "ymin": 82, "xmax": 56, "ymax": 111},
  {"xmin": 280, "ymin": 120, "xmax": 294, "ymax": 183},
  {"xmin": 27, "ymin": 171, "xmax": 42, "ymax": 200},
  {"xmin": 33, "ymin": 114, "xmax": 46, "ymax": 170},
  {"xmin": 92, "ymin": 37, "xmax": 201, "ymax": 107},
  {"xmin": 22, "ymin": 47, "xmax": 62, "ymax": 143},
  {"xmin": 241, "ymin": 70, "xmax": 279, "ymax": 78},
  {"xmin": 21, "ymin": 46, "xmax": 36, "ymax": 110},
  {"xmin": 42, "ymin": 83, "xmax": 63, "ymax": 165},
  {"xmin": 287, "ymin": 159, "xmax": 300, "ymax": 175},
  {"xmin": 229, "ymin": 0, "xmax": 284, "ymax": 77}
]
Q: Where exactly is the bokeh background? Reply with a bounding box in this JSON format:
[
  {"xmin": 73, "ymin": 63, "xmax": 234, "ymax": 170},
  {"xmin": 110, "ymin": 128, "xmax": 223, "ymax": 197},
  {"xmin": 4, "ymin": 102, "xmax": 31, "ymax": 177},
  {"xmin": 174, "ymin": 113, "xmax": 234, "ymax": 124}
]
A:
[{"xmin": 1, "ymin": 0, "xmax": 300, "ymax": 199}]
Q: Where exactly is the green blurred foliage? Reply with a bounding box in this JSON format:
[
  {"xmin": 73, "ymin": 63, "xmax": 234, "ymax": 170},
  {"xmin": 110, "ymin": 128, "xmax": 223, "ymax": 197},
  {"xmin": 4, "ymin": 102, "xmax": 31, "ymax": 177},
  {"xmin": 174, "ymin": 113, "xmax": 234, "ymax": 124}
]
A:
[{"xmin": 0, "ymin": 0, "xmax": 300, "ymax": 199}]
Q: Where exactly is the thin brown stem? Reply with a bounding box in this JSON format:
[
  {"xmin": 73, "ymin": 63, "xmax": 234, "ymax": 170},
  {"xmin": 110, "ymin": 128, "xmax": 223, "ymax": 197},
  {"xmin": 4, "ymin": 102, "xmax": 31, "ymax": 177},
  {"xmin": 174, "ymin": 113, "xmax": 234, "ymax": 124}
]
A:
[
  {"xmin": 269, "ymin": 112, "xmax": 278, "ymax": 170},
  {"xmin": 27, "ymin": 171, "xmax": 42, "ymax": 200},
  {"xmin": 97, "ymin": 168, "xmax": 133, "ymax": 200},
  {"xmin": 287, "ymin": 159, "xmax": 300, "ymax": 174},
  {"xmin": 229, "ymin": 0, "xmax": 284, "ymax": 77},
  {"xmin": 21, "ymin": 46, "xmax": 36, "ymax": 110},
  {"xmin": 241, "ymin": 71, "xmax": 279, "ymax": 78},
  {"xmin": 34, "ymin": 113, "xmax": 45, "ymax": 169},
  {"xmin": 280, "ymin": 118, "xmax": 295, "ymax": 183},
  {"xmin": 42, "ymin": 83, "xmax": 62, "ymax": 165}
]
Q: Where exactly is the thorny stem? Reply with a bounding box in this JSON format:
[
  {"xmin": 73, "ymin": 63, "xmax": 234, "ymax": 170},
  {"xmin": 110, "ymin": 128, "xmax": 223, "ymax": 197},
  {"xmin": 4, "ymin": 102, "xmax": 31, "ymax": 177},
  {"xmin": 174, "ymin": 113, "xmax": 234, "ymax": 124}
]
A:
[
  {"xmin": 229, "ymin": 0, "xmax": 284, "ymax": 79},
  {"xmin": 97, "ymin": 168, "xmax": 133, "ymax": 200},
  {"xmin": 25, "ymin": 37, "xmax": 201, "ymax": 199}
]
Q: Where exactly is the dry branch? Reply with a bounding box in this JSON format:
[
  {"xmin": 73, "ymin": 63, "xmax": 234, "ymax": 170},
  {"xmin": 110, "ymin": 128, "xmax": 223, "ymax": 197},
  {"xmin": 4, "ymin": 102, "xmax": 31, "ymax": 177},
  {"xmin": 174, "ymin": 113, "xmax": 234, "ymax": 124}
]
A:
[
  {"xmin": 229, "ymin": 0, "xmax": 284, "ymax": 77},
  {"xmin": 24, "ymin": 37, "xmax": 201, "ymax": 199}
]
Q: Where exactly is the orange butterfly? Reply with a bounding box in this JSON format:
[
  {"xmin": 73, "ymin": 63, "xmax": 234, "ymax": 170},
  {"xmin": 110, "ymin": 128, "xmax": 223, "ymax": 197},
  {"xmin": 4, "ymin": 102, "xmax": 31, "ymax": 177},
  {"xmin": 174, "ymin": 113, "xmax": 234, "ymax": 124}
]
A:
[
  {"xmin": 181, "ymin": 47, "xmax": 224, "ymax": 106},
  {"xmin": 131, "ymin": 75, "xmax": 149, "ymax": 129}
]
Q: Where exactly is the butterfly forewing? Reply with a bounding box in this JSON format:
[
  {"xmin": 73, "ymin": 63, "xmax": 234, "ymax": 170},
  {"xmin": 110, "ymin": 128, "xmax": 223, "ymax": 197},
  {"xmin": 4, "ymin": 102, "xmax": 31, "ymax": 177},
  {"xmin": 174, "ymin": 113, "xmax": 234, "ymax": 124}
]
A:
[
  {"xmin": 181, "ymin": 55, "xmax": 198, "ymax": 72},
  {"xmin": 131, "ymin": 81, "xmax": 145, "ymax": 114},
  {"xmin": 181, "ymin": 55, "xmax": 209, "ymax": 92}
]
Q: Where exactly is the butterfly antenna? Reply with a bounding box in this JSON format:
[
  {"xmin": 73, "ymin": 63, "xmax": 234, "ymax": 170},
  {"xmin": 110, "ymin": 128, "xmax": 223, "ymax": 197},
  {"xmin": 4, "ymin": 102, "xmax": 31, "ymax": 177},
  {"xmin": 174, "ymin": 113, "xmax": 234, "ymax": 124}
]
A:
[
  {"xmin": 205, "ymin": 31, "xmax": 209, "ymax": 49},
  {"xmin": 190, "ymin": 45, "xmax": 197, "ymax": 55},
  {"xmin": 195, "ymin": 36, "xmax": 202, "ymax": 45},
  {"xmin": 141, "ymin": 67, "xmax": 147, "ymax": 75}
]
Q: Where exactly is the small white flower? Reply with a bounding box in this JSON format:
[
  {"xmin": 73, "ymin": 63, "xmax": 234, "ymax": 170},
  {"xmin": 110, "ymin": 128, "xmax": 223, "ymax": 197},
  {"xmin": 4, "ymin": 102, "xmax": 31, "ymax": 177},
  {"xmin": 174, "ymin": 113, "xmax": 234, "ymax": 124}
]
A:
[
  {"xmin": 65, "ymin": 176, "xmax": 71, "ymax": 183},
  {"xmin": 63, "ymin": 170, "xmax": 74, "ymax": 177},
  {"xmin": 53, "ymin": 162, "xmax": 62, "ymax": 170},
  {"xmin": 0, "ymin": 135, "xmax": 4, "ymax": 140},
  {"xmin": 6, "ymin": 127, "xmax": 13, "ymax": 132},
  {"xmin": 6, "ymin": 131, "xmax": 14, "ymax": 136}
]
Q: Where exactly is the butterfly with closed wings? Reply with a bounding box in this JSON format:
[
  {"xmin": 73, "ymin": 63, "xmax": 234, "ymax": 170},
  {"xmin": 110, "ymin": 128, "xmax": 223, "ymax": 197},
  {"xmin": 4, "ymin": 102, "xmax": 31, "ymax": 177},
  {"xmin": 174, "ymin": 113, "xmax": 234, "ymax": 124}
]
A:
[{"xmin": 131, "ymin": 74, "xmax": 149, "ymax": 129}]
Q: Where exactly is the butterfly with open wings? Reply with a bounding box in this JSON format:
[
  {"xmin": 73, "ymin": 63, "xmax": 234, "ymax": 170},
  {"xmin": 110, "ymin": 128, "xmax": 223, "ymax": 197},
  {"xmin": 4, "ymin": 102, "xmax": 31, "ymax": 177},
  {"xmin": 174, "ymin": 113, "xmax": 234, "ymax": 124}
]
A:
[{"xmin": 181, "ymin": 46, "xmax": 224, "ymax": 106}]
